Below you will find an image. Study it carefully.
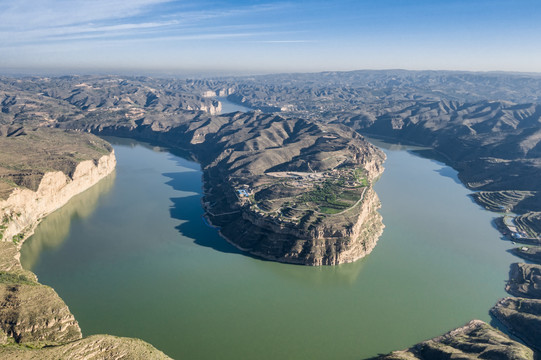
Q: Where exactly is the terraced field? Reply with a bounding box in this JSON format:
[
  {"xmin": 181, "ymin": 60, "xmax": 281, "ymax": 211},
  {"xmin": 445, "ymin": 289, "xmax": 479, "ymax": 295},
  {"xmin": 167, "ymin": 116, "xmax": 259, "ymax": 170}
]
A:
[
  {"xmin": 514, "ymin": 212, "xmax": 541, "ymax": 239},
  {"xmin": 471, "ymin": 190, "xmax": 537, "ymax": 213}
]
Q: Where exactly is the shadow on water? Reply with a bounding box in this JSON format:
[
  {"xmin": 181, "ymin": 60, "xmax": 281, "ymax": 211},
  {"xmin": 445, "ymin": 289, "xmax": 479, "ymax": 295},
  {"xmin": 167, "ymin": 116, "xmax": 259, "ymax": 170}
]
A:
[
  {"xmin": 162, "ymin": 171, "xmax": 244, "ymax": 256},
  {"xmin": 260, "ymin": 253, "xmax": 369, "ymax": 286},
  {"xmin": 489, "ymin": 313, "xmax": 530, "ymax": 348},
  {"xmin": 20, "ymin": 171, "xmax": 116, "ymax": 271},
  {"xmin": 408, "ymin": 149, "xmax": 464, "ymax": 185},
  {"xmin": 101, "ymin": 135, "xmax": 198, "ymax": 166},
  {"xmin": 433, "ymin": 166, "xmax": 463, "ymax": 185},
  {"xmin": 105, "ymin": 135, "xmax": 243, "ymax": 256}
]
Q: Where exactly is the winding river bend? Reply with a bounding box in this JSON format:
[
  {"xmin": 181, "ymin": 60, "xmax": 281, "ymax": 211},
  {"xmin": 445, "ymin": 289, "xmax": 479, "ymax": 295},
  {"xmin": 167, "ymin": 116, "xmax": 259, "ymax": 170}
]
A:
[{"xmin": 21, "ymin": 134, "xmax": 520, "ymax": 359}]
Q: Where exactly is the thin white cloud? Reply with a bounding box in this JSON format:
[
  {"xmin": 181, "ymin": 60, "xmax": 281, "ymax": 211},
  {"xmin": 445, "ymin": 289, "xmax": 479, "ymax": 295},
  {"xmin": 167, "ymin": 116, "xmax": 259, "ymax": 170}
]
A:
[
  {"xmin": 0, "ymin": 30, "xmax": 306, "ymax": 52},
  {"xmin": 0, "ymin": 20, "xmax": 181, "ymax": 43},
  {"xmin": 163, "ymin": 3, "xmax": 292, "ymax": 22},
  {"xmin": 252, "ymin": 40, "xmax": 317, "ymax": 43},
  {"xmin": 0, "ymin": 0, "xmax": 294, "ymax": 46},
  {"xmin": 0, "ymin": 0, "xmax": 172, "ymax": 29}
]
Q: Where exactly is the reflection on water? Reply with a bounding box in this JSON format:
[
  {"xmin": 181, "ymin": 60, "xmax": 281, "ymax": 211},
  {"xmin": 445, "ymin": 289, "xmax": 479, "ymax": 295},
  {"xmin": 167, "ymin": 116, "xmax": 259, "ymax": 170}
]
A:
[
  {"xmin": 100, "ymin": 136, "xmax": 196, "ymax": 163},
  {"xmin": 20, "ymin": 172, "xmax": 116, "ymax": 270},
  {"xmin": 259, "ymin": 257, "xmax": 368, "ymax": 286}
]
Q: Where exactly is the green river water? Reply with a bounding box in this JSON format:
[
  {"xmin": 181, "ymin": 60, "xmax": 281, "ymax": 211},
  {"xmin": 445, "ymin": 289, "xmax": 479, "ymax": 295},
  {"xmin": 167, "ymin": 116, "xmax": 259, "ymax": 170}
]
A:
[{"xmin": 21, "ymin": 135, "xmax": 519, "ymax": 359}]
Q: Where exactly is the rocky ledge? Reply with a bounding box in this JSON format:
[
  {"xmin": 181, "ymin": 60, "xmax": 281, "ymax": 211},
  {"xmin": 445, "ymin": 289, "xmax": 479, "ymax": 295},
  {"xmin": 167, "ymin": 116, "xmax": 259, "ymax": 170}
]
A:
[
  {"xmin": 213, "ymin": 187, "xmax": 383, "ymax": 265},
  {"xmin": 491, "ymin": 297, "xmax": 541, "ymax": 352},
  {"xmin": 506, "ymin": 263, "xmax": 541, "ymax": 298}
]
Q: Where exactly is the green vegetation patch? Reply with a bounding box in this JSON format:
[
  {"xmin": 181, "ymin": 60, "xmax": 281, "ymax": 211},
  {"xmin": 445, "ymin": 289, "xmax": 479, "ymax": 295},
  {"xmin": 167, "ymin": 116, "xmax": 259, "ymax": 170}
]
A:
[
  {"xmin": 12, "ymin": 233, "xmax": 24, "ymax": 245},
  {"xmin": 300, "ymin": 179, "xmax": 343, "ymax": 204},
  {"xmin": 354, "ymin": 168, "xmax": 369, "ymax": 187},
  {"xmin": 0, "ymin": 271, "xmax": 37, "ymax": 285},
  {"xmin": 299, "ymin": 178, "xmax": 363, "ymax": 214},
  {"xmin": 340, "ymin": 190, "xmax": 362, "ymax": 202},
  {"xmin": 319, "ymin": 206, "xmax": 344, "ymax": 214}
]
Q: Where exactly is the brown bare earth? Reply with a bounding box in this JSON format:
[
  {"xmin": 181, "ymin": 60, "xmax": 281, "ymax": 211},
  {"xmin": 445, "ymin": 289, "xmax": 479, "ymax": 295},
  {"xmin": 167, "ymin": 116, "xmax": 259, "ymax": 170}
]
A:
[{"xmin": 506, "ymin": 263, "xmax": 541, "ymax": 298}]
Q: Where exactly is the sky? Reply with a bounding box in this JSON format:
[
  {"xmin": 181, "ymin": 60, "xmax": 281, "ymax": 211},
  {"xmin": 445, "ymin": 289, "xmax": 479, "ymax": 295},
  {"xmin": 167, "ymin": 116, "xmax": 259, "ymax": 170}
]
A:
[{"xmin": 1, "ymin": 0, "xmax": 540, "ymax": 75}]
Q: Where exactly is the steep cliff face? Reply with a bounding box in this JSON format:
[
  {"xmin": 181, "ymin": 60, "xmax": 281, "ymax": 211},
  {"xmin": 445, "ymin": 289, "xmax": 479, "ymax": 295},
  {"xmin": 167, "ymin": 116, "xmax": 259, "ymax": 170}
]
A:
[
  {"xmin": 0, "ymin": 153, "xmax": 116, "ymax": 258},
  {"xmin": 217, "ymin": 184, "xmax": 383, "ymax": 266},
  {"xmin": 185, "ymin": 100, "xmax": 222, "ymax": 115}
]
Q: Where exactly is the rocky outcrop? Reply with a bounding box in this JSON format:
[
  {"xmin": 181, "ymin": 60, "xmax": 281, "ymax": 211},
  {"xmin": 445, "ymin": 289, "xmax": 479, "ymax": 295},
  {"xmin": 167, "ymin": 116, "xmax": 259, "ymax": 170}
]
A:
[
  {"xmin": 511, "ymin": 246, "xmax": 541, "ymax": 263},
  {"xmin": 372, "ymin": 320, "xmax": 534, "ymax": 360},
  {"xmin": 506, "ymin": 263, "xmax": 541, "ymax": 298},
  {"xmin": 499, "ymin": 264, "xmax": 541, "ymax": 353},
  {"xmin": 196, "ymin": 113, "xmax": 385, "ymax": 265},
  {"xmin": 491, "ymin": 297, "xmax": 541, "ymax": 352},
  {"xmin": 186, "ymin": 100, "xmax": 222, "ymax": 115},
  {"xmin": 0, "ymin": 334, "xmax": 170, "ymax": 359}
]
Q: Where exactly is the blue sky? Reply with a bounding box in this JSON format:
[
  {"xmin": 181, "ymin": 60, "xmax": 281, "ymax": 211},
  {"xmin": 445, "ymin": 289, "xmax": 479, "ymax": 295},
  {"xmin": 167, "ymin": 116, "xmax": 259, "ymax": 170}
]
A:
[{"xmin": 1, "ymin": 0, "xmax": 540, "ymax": 75}]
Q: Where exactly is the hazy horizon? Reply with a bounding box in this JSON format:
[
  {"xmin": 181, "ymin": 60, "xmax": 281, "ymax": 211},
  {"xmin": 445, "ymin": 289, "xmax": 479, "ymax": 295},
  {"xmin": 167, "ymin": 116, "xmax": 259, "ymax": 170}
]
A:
[
  {"xmin": 1, "ymin": 0, "xmax": 540, "ymax": 75},
  {"xmin": 3, "ymin": 66, "xmax": 541, "ymax": 80}
]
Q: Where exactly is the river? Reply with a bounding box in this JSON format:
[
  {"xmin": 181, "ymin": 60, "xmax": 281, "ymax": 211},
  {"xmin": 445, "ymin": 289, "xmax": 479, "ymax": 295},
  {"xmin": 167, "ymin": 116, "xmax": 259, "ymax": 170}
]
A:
[{"xmin": 21, "ymin": 110, "xmax": 520, "ymax": 360}]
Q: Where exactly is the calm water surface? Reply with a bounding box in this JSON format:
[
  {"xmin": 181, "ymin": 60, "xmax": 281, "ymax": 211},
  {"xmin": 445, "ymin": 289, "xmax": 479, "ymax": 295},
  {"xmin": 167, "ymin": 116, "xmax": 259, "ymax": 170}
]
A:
[
  {"xmin": 217, "ymin": 97, "xmax": 253, "ymax": 114},
  {"xmin": 21, "ymin": 135, "xmax": 519, "ymax": 359}
]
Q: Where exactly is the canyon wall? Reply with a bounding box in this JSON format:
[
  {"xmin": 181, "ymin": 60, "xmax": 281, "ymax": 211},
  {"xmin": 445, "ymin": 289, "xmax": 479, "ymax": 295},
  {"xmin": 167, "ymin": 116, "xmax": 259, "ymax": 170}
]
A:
[{"xmin": 1, "ymin": 153, "xmax": 116, "ymax": 257}]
